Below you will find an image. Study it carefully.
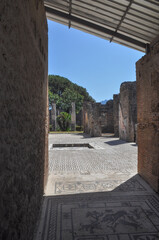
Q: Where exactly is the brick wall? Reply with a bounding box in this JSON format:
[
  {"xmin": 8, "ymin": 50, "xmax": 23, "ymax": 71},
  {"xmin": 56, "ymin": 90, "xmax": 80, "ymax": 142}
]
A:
[
  {"xmin": 119, "ymin": 82, "xmax": 137, "ymax": 142},
  {"xmin": 0, "ymin": 1, "xmax": 48, "ymax": 239},
  {"xmin": 136, "ymin": 38, "xmax": 159, "ymax": 192}
]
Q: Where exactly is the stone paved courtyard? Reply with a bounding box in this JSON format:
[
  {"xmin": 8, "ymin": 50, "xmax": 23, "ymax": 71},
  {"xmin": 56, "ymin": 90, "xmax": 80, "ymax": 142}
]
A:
[
  {"xmin": 45, "ymin": 133, "xmax": 138, "ymax": 195},
  {"xmin": 35, "ymin": 133, "xmax": 159, "ymax": 240}
]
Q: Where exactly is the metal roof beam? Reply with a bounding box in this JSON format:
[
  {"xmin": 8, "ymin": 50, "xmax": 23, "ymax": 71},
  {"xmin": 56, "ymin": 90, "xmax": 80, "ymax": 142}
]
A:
[
  {"xmin": 68, "ymin": 0, "xmax": 72, "ymax": 28},
  {"xmin": 45, "ymin": 6, "xmax": 147, "ymax": 50},
  {"xmin": 110, "ymin": 0, "xmax": 134, "ymax": 43}
]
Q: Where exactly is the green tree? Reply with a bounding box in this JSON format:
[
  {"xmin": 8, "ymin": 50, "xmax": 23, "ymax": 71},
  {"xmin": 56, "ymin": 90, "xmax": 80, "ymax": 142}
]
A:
[
  {"xmin": 61, "ymin": 88, "xmax": 84, "ymax": 113},
  {"xmin": 48, "ymin": 75, "xmax": 95, "ymax": 112}
]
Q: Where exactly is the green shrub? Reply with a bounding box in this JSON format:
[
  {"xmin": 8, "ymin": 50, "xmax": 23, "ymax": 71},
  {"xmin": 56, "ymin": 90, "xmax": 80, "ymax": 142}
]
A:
[
  {"xmin": 57, "ymin": 112, "xmax": 71, "ymax": 131},
  {"xmin": 49, "ymin": 124, "xmax": 52, "ymax": 132},
  {"xmin": 76, "ymin": 125, "xmax": 83, "ymax": 131}
]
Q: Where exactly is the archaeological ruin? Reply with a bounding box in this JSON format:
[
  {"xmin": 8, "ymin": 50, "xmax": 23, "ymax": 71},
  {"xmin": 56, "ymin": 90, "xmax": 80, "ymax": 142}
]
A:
[
  {"xmin": 83, "ymin": 82, "xmax": 137, "ymax": 142},
  {"xmin": 113, "ymin": 94, "xmax": 119, "ymax": 137},
  {"xmin": 1, "ymin": 0, "xmax": 159, "ymax": 239},
  {"xmin": 49, "ymin": 102, "xmax": 77, "ymax": 131},
  {"xmin": 83, "ymin": 102, "xmax": 102, "ymax": 137},
  {"xmin": 83, "ymin": 100, "xmax": 114, "ymax": 137},
  {"xmin": 119, "ymin": 81, "xmax": 137, "ymax": 142},
  {"xmin": 100, "ymin": 100, "xmax": 114, "ymax": 133}
]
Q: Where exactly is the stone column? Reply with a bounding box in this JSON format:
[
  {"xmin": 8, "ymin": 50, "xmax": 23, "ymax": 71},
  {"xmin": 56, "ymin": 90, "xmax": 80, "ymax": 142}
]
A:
[
  {"xmin": 71, "ymin": 102, "xmax": 76, "ymax": 131},
  {"xmin": 51, "ymin": 103, "xmax": 56, "ymax": 131},
  {"xmin": 91, "ymin": 103, "xmax": 102, "ymax": 137}
]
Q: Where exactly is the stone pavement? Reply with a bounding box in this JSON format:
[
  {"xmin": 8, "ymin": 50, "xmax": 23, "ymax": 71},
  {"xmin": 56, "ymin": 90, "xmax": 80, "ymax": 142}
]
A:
[
  {"xmin": 45, "ymin": 133, "xmax": 137, "ymax": 195},
  {"xmin": 35, "ymin": 133, "xmax": 159, "ymax": 240}
]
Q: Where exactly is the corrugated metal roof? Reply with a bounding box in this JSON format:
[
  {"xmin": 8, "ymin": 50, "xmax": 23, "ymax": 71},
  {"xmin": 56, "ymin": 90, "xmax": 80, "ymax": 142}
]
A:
[{"xmin": 44, "ymin": 0, "xmax": 159, "ymax": 52}]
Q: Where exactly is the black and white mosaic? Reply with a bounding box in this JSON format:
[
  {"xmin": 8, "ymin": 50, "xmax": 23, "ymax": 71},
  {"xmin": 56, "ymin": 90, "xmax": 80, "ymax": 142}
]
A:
[
  {"xmin": 55, "ymin": 179, "xmax": 146, "ymax": 194},
  {"xmin": 36, "ymin": 193, "xmax": 159, "ymax": 240}
]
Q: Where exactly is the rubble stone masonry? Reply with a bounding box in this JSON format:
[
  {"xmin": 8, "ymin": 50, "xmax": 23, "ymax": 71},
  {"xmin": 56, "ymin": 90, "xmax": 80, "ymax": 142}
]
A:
[
  {"xmin": 100, "ymin": 100, "xmax": 114, "ymax": 133},
  {"xmin": 83, "ymin": 102, "xmax": 101, "ymax": 137},
  {"xmin": 0, "ymin": 1, "xmax": 48, "ymax": 239},
  {"xmin": 113, "ymin": 94, "xmax": 119, "ymax": 137},
  {"xmin": 119, "ymin": 82, "xmax": 137, "ymax": 142},
  {"xmin": 136, "ymin": 37, "xmax": 159, "ymax": 192}
]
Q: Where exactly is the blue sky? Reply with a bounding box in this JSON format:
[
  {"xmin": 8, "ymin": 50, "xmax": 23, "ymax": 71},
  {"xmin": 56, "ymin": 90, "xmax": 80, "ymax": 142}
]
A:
[{"xmin": 48, "ymin": 20, "xmax": 145, "ymax": 102}]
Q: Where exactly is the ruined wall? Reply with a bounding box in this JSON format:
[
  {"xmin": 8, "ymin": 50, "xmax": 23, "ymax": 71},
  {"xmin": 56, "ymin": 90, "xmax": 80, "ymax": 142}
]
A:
[
  {"xmin": 76, "ymin": 109, "xmax": 83, "ymax": 129},
  {"xmin": 119, "ymin": 82, "xmax": 137, "ymax": 142},
  {"xmin": 0, "ymin": 1, "xmax": 48, "ymax": 239},
  {"xmin": 83, "ymin": 102, "xmax": 101, "ymax": 137},
  {"xmin": 113, "ymin": 94, "xmax": 119, "ymax": 137},
  {"xmin": 136, "ymin": 38, "xmax": 159, "ymax": 192},
  {"xmin": 100, "ymin": 100, "xmax": 114, "ymax": 133}
]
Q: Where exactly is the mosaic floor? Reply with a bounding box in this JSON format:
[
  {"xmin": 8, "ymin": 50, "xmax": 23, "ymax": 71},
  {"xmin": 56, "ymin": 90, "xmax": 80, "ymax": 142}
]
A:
[
  {"xmin": 45, "ymin": 133, "xmax": 138, "ymax": 195},
  {"xmin": 55, "ymin": 178, "xmax": 146, "ymax": 195},
  {"xmin": 36, "ymin": 134, "xmax": 159, "ymax": 239},
  {"xmin": 36, "ymin": 176, "xmax": 159, "ymax": 240}
]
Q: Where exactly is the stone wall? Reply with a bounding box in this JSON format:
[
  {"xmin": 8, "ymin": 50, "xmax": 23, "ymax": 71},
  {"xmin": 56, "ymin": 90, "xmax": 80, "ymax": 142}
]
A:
[
  {"xmin": 76, "ymin": 109, "xmax": 83, "ymax": 129},
  {"xmin": 113, "ymin": 94, "xmax": 119, "ymax": 137},
  {"xmin": 0, "ymin": 1, "xmax": 48, "ymax": 239},
  {"xmin": 119, "ymin": 82, "xmax": 137, "ymax": 142},
  {"xmin": 83, "ymin": 101, "xmax": 114, "ymax": 136},
  {"xmin": 100, "ymin": 100, "xmax": 114, "ymax": 133},
  {"xmin": 136, "ymin": 37, "xmax": 159, "ymax": 192},
  {"xmin": 83, "ymin": 102, "xmax": 101, "ymax": 137}
]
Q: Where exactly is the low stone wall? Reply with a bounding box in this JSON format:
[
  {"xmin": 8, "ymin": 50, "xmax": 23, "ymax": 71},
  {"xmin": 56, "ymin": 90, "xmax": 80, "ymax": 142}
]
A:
[
  {"xmin": 0, "ymin": 1, "xmax": 48, "ymax": 239},
  {"xmin": 136, "ymin": 37, "xmax": 159, "ymax": 192},
  {"xmin": 119, "ymin": 81, "xmax": 137, "ymax": 142}
]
